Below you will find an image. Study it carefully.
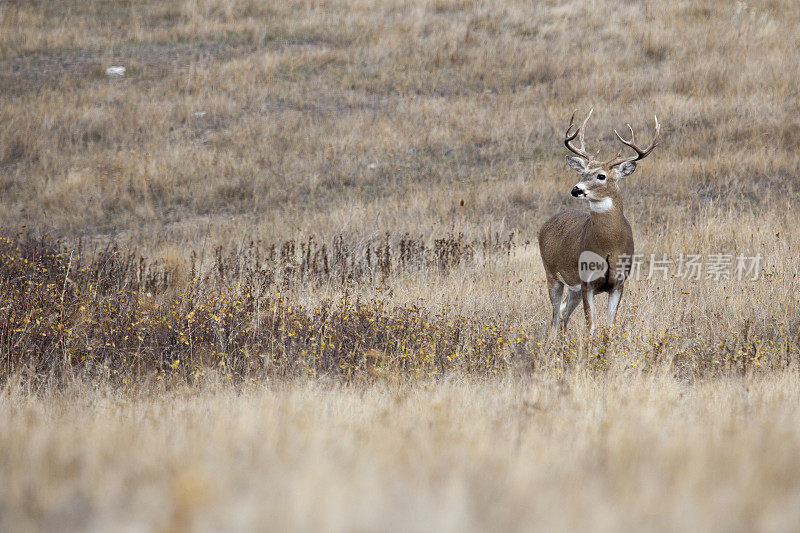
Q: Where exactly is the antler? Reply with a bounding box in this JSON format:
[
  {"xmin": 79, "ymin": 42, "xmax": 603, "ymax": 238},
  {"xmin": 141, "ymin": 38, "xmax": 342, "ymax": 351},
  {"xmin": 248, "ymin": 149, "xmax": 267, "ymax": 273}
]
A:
[
  {"xmin": 606, "ymin": 116, "xmax": 660, "ymax": 167},
  {"xmin": 564, "ymin": 108, "xmax": 594, "ymax": 161}
]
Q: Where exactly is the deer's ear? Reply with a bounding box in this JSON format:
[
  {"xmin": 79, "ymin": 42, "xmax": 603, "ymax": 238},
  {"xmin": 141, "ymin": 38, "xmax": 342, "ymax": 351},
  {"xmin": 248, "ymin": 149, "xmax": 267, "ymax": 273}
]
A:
[
  {"xmin": 615, "ymin": 161, "xmax": 637, "ymax": 178},
  {"xmin": 566, "ymin": 156, "xmax": 587, "ymax": 173}
]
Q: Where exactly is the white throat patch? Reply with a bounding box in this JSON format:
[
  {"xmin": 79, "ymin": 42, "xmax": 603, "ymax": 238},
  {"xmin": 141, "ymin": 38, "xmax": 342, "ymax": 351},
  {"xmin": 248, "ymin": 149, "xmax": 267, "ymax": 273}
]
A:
[{"xmin": 589, "ymin": 197, "xmax": 613, "ymax": 213}]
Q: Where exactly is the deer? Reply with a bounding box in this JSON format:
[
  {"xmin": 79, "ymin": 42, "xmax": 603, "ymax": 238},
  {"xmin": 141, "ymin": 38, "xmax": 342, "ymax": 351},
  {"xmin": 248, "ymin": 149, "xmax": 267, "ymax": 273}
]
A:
[{"xmin": 538, "ymin": 109, "xmax": 660, "ymax": 334}]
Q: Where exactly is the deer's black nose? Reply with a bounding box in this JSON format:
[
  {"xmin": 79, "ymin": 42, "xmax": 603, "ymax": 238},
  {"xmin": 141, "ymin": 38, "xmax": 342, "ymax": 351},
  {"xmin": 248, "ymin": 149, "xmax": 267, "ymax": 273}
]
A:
[{"xmin": 571, "ymin": 186, "xmax": 584, "ymax": 197}]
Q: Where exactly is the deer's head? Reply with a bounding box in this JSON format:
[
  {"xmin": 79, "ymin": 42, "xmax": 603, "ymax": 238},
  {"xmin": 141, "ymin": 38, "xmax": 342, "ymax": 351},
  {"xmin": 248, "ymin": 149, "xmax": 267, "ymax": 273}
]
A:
[{"xmin": 563, "ymin": 109, "xmax": 660, "ymax": 210}]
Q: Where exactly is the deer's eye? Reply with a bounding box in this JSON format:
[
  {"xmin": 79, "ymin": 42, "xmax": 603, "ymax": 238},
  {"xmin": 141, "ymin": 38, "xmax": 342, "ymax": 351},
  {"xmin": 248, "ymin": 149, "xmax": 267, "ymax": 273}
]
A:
[{"xmin": 597, "ymin": 173, "xmax": 607, "ymax": 181}]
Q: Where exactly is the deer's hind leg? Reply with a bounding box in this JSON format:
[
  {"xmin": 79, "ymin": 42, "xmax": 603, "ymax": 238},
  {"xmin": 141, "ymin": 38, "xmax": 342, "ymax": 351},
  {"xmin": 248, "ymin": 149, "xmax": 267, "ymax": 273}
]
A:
[
  {"xmin": 582, "ymin": 286, "xmax": 596, "ymax": 334},
  {"xmin": 547, "ymin": 277, "xmax": 564, "ymax": 330},
  {"xmin": 561, "ymin": 284, "xmax": 582, "ymax": 331}
]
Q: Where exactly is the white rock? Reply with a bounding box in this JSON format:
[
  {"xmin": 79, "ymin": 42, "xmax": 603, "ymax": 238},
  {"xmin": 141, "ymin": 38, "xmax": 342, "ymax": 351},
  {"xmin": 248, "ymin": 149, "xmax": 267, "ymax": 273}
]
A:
[{"xmin": 105, "ymin": 66, "xmax": 126, "ymax": 76}]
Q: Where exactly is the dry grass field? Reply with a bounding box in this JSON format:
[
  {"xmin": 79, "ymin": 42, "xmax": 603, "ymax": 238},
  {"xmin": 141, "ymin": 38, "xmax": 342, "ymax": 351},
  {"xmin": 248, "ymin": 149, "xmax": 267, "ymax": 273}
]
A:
[
  {"xmin": 4, "ymin": 374, "xmax": 800, "ymax": 531},
  {"xmin": 2, "ymin": 0, "xmax": 800, "ymax": 530}
]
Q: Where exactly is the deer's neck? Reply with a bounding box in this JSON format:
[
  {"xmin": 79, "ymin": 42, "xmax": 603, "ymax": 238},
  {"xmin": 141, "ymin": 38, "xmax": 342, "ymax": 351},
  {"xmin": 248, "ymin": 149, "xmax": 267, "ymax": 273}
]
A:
[{"xmin": 586, "ymin": 193, "xmax": 628, "ymax": 248}]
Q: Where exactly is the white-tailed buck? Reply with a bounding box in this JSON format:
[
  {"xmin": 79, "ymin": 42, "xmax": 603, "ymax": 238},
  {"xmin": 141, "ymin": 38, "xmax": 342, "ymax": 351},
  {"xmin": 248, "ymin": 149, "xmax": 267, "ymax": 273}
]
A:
[{"xmin": 539, "ymin": 109, "xmax": 660, "ymax": 333}]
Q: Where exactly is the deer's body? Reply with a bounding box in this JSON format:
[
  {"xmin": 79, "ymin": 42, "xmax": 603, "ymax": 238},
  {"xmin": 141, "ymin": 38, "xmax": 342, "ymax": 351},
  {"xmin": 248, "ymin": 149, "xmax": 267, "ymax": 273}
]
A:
[
  {"xmin": 539, "ymin": 190, "xmax": 634, "ymax": 332},
  {"xmin": 540, "ymin": 110, "xmax": 659, "ymax": 333}
]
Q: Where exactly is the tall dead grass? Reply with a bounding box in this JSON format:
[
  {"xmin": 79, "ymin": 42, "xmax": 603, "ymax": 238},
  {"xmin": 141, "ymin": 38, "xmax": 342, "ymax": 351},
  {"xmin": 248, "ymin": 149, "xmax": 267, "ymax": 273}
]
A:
[{"xmin": 3, "ymin": 373, "xmax": 800, "ymax": 531}]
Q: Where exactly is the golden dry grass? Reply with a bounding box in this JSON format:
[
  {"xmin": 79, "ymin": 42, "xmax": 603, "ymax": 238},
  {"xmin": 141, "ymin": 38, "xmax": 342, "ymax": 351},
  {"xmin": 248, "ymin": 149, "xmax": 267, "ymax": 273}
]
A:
[
  {"xmin": 3, "ymin": 373, "xmax": 800, "ymax": 531},
  {"xmin": 2, "ymin": 0, "xmax": 800, "ymax": 530},
  {"xmin": 3, "ymin": 0, "xmax": 799, "ymax": 247}
]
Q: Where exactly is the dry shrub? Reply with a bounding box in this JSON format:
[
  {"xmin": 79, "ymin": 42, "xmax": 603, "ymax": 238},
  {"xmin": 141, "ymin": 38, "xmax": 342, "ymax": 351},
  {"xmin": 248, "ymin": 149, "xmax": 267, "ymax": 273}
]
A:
[
  {"xmin": 0, "ymin": 233, "xmax": 521, "ymax": 383},
  {"xmin": 1, "ymin": 233, "xmax": 796, "ymax": 386}
]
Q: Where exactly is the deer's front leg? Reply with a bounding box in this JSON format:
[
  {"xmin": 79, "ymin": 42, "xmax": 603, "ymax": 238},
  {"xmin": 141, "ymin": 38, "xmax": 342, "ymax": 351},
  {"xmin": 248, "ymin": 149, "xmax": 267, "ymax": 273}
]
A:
[
  {"xmin": 582, "ymin": 286, "xmax": 595, "ymax": 334},
  {"xmin": 607, "ymin": 284, "xmax": 625, "ymax": 325}
]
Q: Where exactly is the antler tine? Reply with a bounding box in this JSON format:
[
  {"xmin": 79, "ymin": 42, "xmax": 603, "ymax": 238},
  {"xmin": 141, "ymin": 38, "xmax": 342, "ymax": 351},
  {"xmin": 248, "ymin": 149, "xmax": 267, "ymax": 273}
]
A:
[
  {"xmin": 564, "ymin": 108, "xmax": 594, "ymax": 161},
  {"xmin": 565, "ymin": 110, "xmax": 577, "ymax": 137},
  {"xmin": 607, "ymin": 115, "xmax": 660, "ymax": 167},
  {"xmin": 577, "ymin": 107, "xmax": 593, "ymax": 153}
]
